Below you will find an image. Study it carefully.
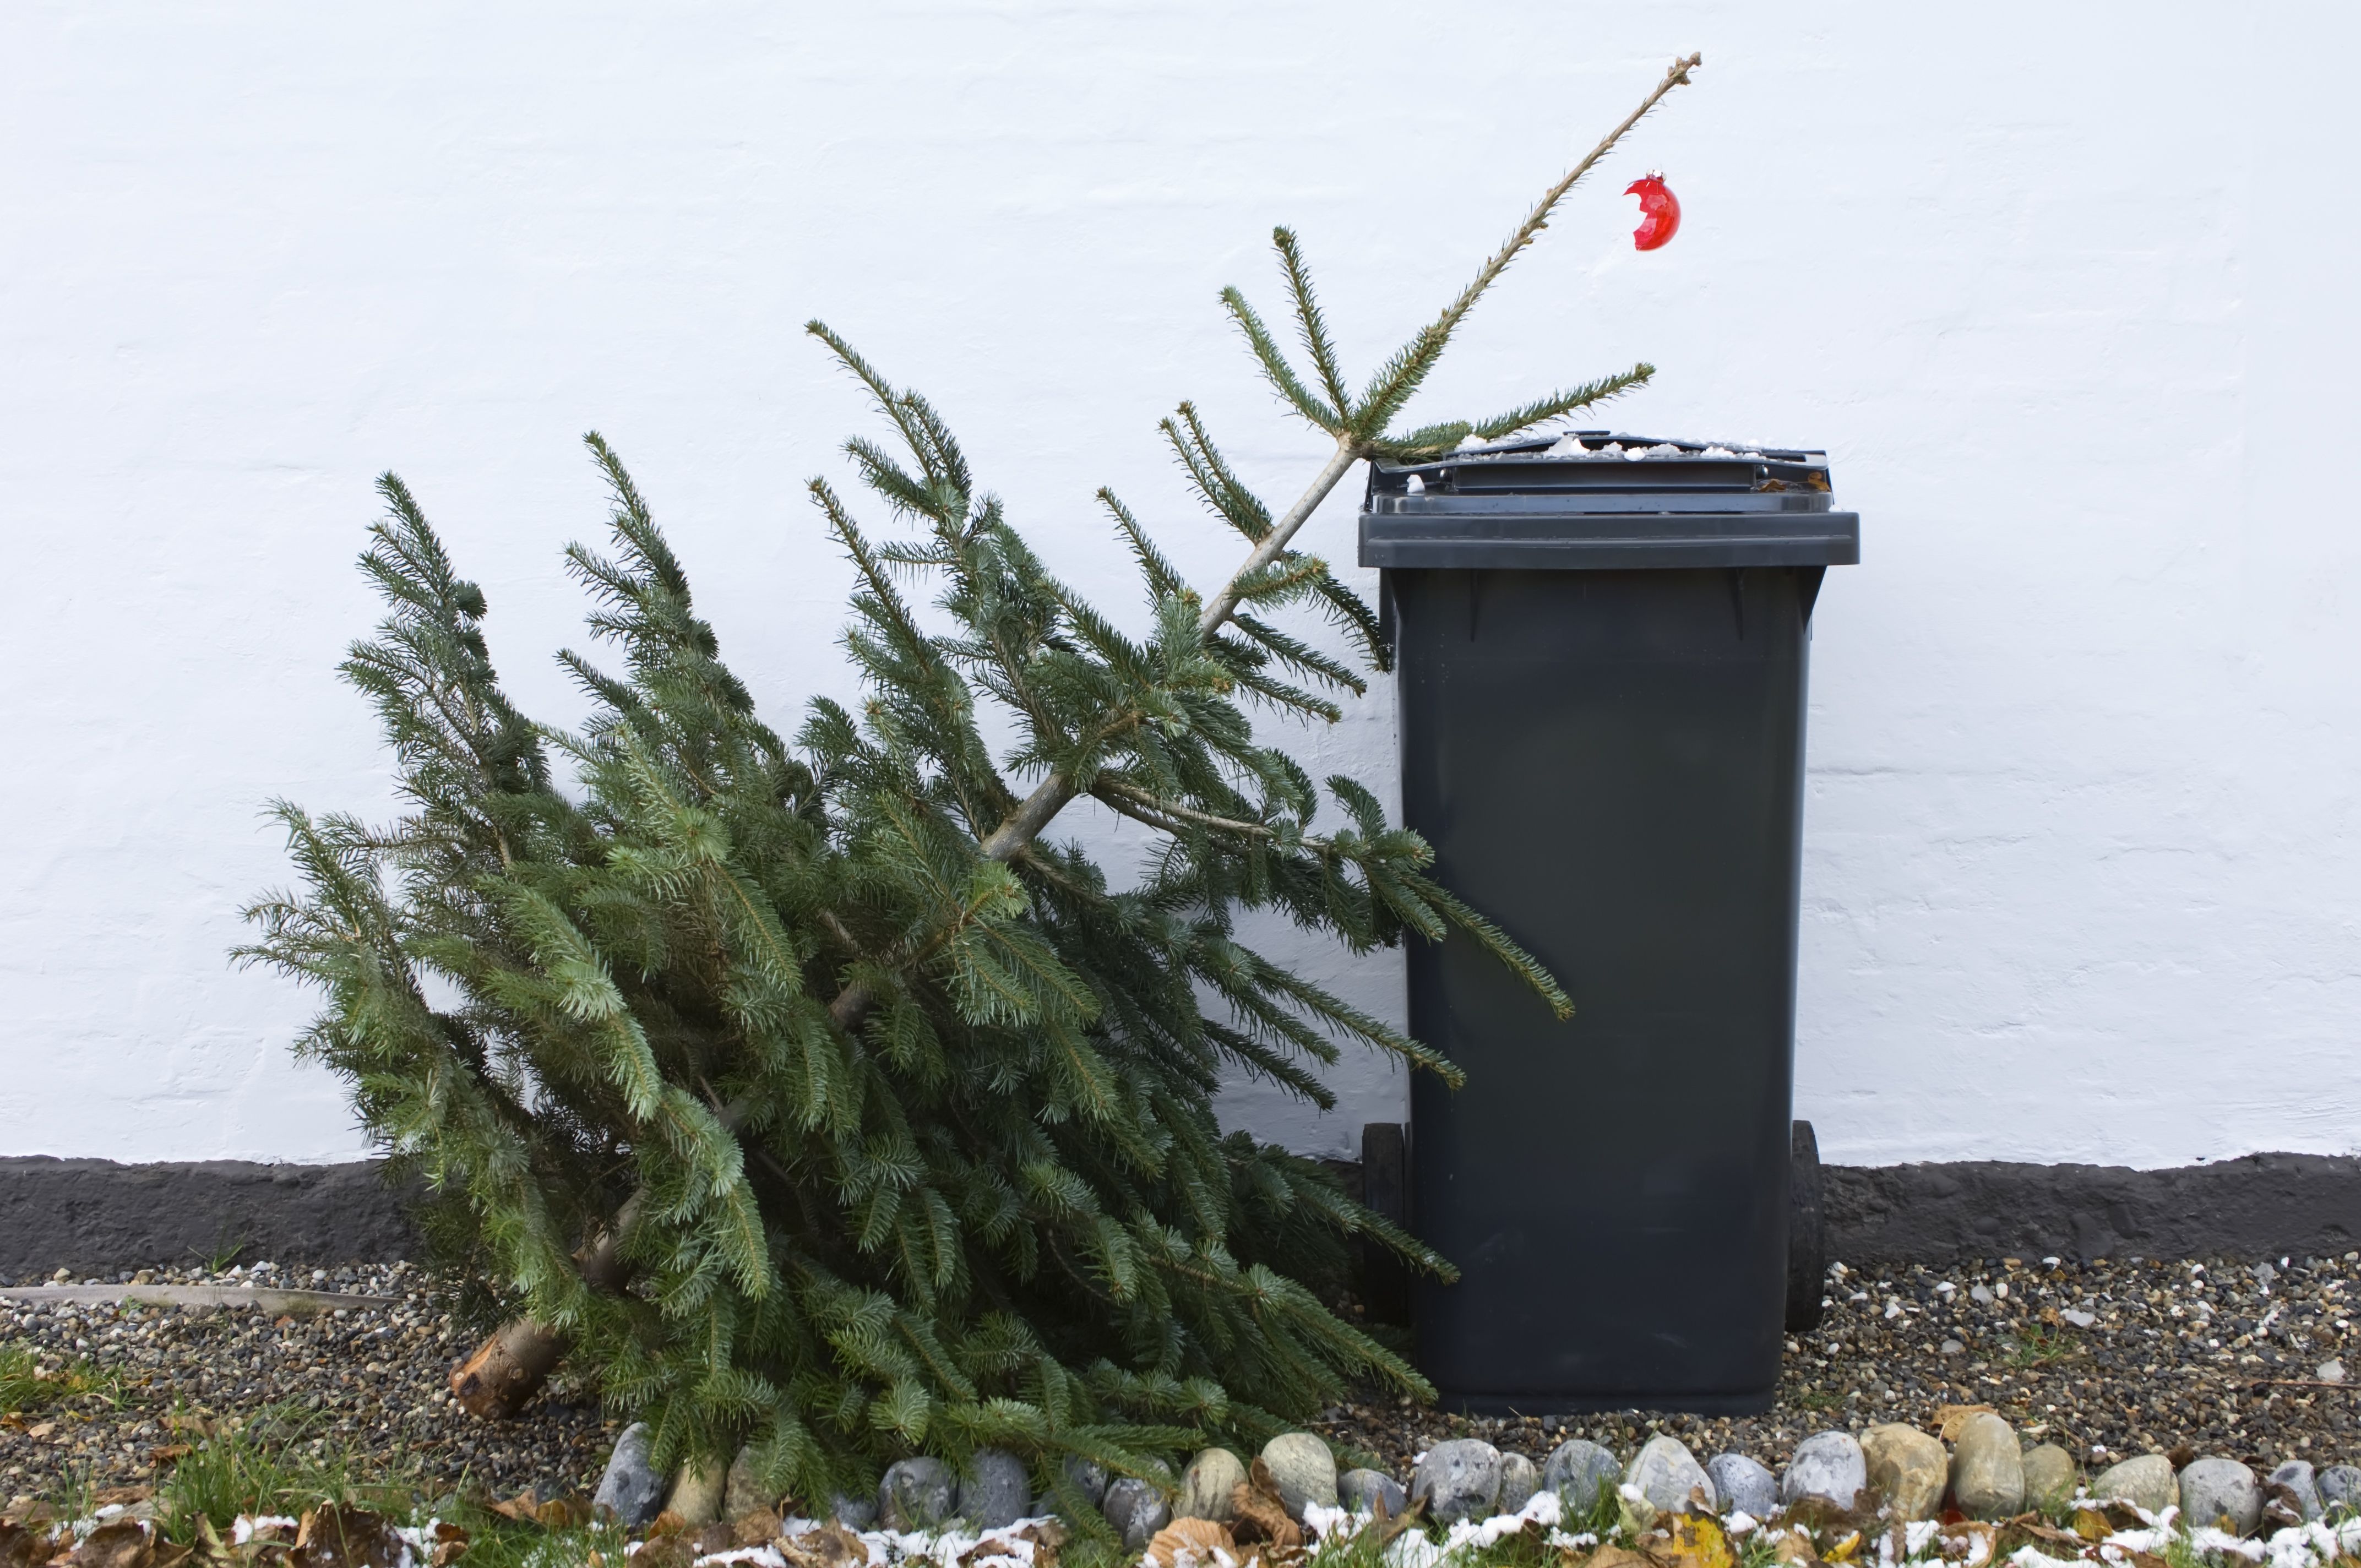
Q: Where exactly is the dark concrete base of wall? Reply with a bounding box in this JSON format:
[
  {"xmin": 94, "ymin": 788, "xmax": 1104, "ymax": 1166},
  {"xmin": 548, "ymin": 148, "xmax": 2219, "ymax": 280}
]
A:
[
  {"xmin": 5, "ymin": 1150, "xmax": 2358, "ymax": 1279},
  {"xmin": 0, "ymin": 1157, "xmax": 418, "ymax": 1282},
  {"xmin": 1826, "ymin": 1152, "xmax": 2361, "ymax": 1264}
]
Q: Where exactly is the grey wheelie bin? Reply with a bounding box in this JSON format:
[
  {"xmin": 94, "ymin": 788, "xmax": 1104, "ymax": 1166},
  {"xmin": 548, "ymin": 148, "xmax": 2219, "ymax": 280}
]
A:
[{"xmin": 1363, "ymin": 432, "xmax": 1859, "ymax": 1413}]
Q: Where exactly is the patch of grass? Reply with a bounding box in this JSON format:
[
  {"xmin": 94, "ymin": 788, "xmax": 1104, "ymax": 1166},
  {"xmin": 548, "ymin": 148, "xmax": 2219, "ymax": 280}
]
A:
[
  {"xmin": 2007, "ymin": 1325, "xmax": 2076, "ymax": 1367},
  {"xmin": 0, "ymin": 1342, "xmax": 122, "ymax": 1415},
  {"xmin": 157, "ymin": 1405, "xmax": 409, "ymax": 1542}
]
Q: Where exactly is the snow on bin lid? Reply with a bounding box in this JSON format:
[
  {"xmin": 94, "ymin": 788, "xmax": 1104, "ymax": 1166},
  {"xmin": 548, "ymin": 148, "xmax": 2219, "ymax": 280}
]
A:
[
  {"xmin": 1361, "ymin": 431, "xmax": 1859, "ymax": 570},
  {"xmin": 1368, "ymin": 430, "xmax": 1833, "ymax": 499}
]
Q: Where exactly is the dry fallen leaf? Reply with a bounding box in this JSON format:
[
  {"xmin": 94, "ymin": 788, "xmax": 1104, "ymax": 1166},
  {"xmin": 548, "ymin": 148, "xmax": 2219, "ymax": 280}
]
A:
[
  {"xmin": 1659, "ymin": 1512, "xmax": 1734, "ymax": 1568},
  {"xmin": 1, "ymin": 1522, "xmax": 48, "ymax": 1568},
  {"xmin": 25, "ymin": 1423, "xmax": 56, "ymax": 1441},
  {"xmin": 70, "ymin": 1521, "xmax": 156, "ymax": 1568},
  {"xmin": 777, "ymin": 1525, "xmax": 869, "ymax": 1568},
  {"xmin": 1584, "ymin": 1546, "xmax": 1661, "ymax": 1568},
  {"xmin": 1934, "ymin": 1406, "xmax": 1996, "ymax": 1443},
  {"xmin": 1230, "ymin": 1461, "xmax": 1303, "ymax": 1553},
  {"xmin": 427, "ymin": 1523, "xmax": 469, "ymax": 1568},
  {"xmin": 290, "ymin": 1506, "xmax": 405, "ymax": 1568},
  {"xmin": 1145, "ymin": 1518, "xmax": 1236, "ymax": 1568}
]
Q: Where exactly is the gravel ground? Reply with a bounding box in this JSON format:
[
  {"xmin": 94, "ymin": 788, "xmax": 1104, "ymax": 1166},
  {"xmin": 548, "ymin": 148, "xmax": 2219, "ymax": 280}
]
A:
[
  {"xmin": 0, "ymin": 1261, "xmax": 612, "ymax": 1507},
  {"xmin": 5, "ymin": 1251, "xmax": 2358, "ymax": 1512},
  {"xmin": 1317, "ymin": 1251, "xmax": 2361, "ymax": 1482}
]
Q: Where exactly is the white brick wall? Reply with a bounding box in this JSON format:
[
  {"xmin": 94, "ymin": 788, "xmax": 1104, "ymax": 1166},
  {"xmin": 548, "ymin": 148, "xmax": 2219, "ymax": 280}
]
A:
[{"xmin": 6, "ymin": 2, "xmax": 2357, "ymax": 1168}]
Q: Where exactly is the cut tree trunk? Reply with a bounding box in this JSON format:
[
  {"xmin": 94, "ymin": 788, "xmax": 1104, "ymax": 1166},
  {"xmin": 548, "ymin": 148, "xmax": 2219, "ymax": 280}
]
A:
[{"xmin": 449, "ymin": 1314, "xmax": 567, "ymax": 1418}]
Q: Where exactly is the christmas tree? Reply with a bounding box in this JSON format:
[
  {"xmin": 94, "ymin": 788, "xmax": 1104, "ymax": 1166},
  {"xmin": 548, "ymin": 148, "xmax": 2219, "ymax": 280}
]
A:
[{"xmin": 239, "ymin": 57, "xmax": 1698, "ymax": 1507}]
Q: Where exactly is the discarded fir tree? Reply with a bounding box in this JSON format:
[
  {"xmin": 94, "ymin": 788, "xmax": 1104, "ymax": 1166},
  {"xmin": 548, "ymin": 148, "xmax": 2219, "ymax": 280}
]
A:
[{"xmin": 239, "ymin": 56, "xmax": 1699, "ymax": 1509}]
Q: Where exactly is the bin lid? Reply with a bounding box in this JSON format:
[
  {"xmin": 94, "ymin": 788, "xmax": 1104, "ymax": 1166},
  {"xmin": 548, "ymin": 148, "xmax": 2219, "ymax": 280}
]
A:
[{"xmin": 1360, "ymin": 431, "xmax": 1860, "ymax": 570}]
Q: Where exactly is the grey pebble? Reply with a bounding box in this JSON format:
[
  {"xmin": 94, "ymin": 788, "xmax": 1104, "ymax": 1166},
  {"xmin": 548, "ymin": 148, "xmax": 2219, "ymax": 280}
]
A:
[
  {"xmin": 2268, "ymin": 1459, "xmax": 2323, "ymax": 1523},
  {"xmin": 1259, "ymin": 1433, "xmax": 1339, "ymax": 1521},
  {"xmin": 880, "ymin": 1456, "xmax": 958, "ymax": 1532},
  {"xmin": 1179, "ymin": 1448, "xmax": 1245, "ymax": 1522},
  {"xmin": 1781, "ymin": 1430, "xmax": 1865, "ymax": 1511},
  {"xmin": 1412, "ymin": 1438, "xmax": 1504, "ymax": 1525},
  {"xmin": 592, "ymin": 1423, "xmax": 666, "ymax": 1528},
  {"xmin": 1705, "ymin": 1453, "xmax": 1777, "ymax": 1519},
  {"xmin": 1104, "ymin": 1476, "xmax": 1172, "ymax": 1552},
  {"xmin": 1544, "ymin": 1439, "xmax": 1620, "ymax": 1513},
  {"xmin": 829, "ymin": 1494, "xmax": 878, "ymax": 1531},
  {"xmin": 1498, "ymin": 1453, "xmax": 1539, "ymax": 1513},
  {"xmin": 2319, "ymin": 1463, "xmax": 2361, "ymax": 1513},
  {"xmin": 2090, "ymin": 1455, "xmax": 2178, "ymax": 1515},
  {"xmin": 1339, "ymin": 1468, "xmax": 1407, "ymax": 1517},
  {"xmin": 1628, "ymin": 1435, "xmax": 1715, "ymax": 1515},
  {"xmin": 1948, "ymin": 1413, "xmax": 2024, "ymax": 1521},
  {"xmin": 959, "ymin": 1449, "xmax": 1031, "ymax": 1529},
  {"xmin": 2179, "ymin": 1456, "xmax": 2262, "ymax": 1536},
  {"xmin": 666, "ymin": 1456, "xmax": 726, "ymax": 1525}
]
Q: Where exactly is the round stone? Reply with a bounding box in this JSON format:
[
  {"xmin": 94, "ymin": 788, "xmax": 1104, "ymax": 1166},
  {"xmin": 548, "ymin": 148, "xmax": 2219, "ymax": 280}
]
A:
[
  {"xmin": 2090, "ymin": 1455, "xmax": 2177, "ymax": 1515},
  {"xmin": 666, "ymin": 1456, "xmax": 726, "ymax": 1525},
  {"xmin": 1705, "ymin": 1453, "xmax": 1777, "ymax": 1520},
  {"xmin": 1178, "ymin": 1448, "xmax": 1245, "ymax": 1522},
  {"xmin": 828, "ymin": 1494, "xmax": 877, "ymax": 1531},
  {"xmin": 2179, "ymin": 1456, "xmax": 2262, "ymax": 1536},
  {"xmin": 2318, "ymin": 1464, "xmax": 2361, "ymax": 1513},
  {"xmin": 1412, "ymin": 1438, "xmax": 1504, "ymax": 1525},
  {"xmin": 1781, "ymin": 1430, "xmax": 1865, "ymax": 1511},
  {"xmin": 1062, "ymin": 1458, "xmax": 1109, "ymax": 1507},
  {"xmin": 723, "ymin": 1447, "xmax": 776, "ymax": 1520},
  {"xmin": 1628, "ymin": 1435, "xmax": 1716, "ymax": 1515},
  {"xmin": 879, "ymin": 1456, "xmax": 958, "ymax": 1532},
  {"xmin": 1860, "ymin": 1425, "xmax": 1946, "ymax": 1520},
  {"xmin": 959, "ymin": 1449, "xmax": 1030, "ymax": 1528},
  {"xmin": 1259, "ymin": 1433, "xmax": 1339, "ymax": 1521},
  {"xmin": 2020, "ymin": 1444, "xmax": 2077, "ymax": 1515},
  {"xmin": 1340, "ymin": 1468, "xmax": 1407, "ymax": 1518},
  {"xmin": 1498, "ymin": 1453, "xmax": 1540, "ymax": 1513},
  {"xmin": 1543, "ymin": 1439, "xmax": 1621, "ymax": 1513},
  {"xmin": 1948, "ymin": 1414, "xmax": 2024, "ymax": 1521},
  {"xmin": 2268, "ymin": 1459, "xmax": 2323, "ymax": 1523},
  {"xmin": 591, "ymin": 1423, "xmax": 666, "ymax": 1528},
  {"xmin": 1104, "ymin": 1476, "xmax": 1172, "ymax": 1551}
]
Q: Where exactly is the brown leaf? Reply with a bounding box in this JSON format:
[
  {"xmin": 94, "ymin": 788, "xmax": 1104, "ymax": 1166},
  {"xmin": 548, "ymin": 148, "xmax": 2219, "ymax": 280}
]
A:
[
  {"xmin": 644, "ymin": 1513, "xmax": 689, "ymax": 1540},
  {"xmin": 290, "ymin": 1506, "xmax": 405, "ymax": 1568},
  {"xmin": 777, "ymin": 1525, "xmax": 870, "ymax": 1568},
  {"xmin": 1145, "ymin": 1519, "xmax": 1235, "ymax": 1568},
  {"xmin": 1587, "ymin": 1547, "xmax": 1664, "ymax": 1568},
  {"xmin": 422, "ymin": 1523, "xmax": 468, "ymax": 1568},
  {"xmin": 535, "ymin": 1501, "xmax": 591, "ymax": 1533},
  {"xmin": 25, "ymin": 1423, "xmax": 56, "ymax": 1441},
  {"xmin": 2, "ymin": 1522, "xmax": 48, "ymax": 1568},
  {"xmin": 69, "ymin": 1522, "xmax": 154, "ymax": 1568},
  {"xmin": 147, "ymin": 1447, "xmax": 193, "ymax": 1469},
  {"xmin": 1935, "ymin": 1406, "xmax": 1996, "ymax": 1443},
  {"xmin": 1230, "ymin": 1462, "xmax": 1302, "ymax": 1552},
  {"xmin": 629, "ymin": 1541, "xmax": 693, "ymax": 1568}
]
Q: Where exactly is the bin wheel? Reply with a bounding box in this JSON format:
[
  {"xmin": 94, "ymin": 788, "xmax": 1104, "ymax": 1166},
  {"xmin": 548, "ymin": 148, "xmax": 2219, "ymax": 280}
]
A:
[{"xmin": 1786, "ymin": 1119, "xmax": 1827, "ymax": 1333}]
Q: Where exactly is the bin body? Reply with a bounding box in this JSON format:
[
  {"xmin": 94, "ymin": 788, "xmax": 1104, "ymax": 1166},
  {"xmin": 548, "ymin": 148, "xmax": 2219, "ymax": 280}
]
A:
[{"xmin": 1362, "ymin": 435, "xmax": 1858, "ymax": 1413}]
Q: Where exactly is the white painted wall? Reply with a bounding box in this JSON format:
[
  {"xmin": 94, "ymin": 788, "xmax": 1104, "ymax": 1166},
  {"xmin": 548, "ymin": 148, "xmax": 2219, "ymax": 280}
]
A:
[{"xmin": 5, "ymin": 2, "xmax": 2358, "ymax": 1170}]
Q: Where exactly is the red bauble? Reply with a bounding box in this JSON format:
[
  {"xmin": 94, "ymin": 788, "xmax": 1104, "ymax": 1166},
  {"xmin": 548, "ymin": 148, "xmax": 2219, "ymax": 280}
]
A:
[{"xmin": 1625, "ymin": 172, "xmax": 1680, "ymax": 251}]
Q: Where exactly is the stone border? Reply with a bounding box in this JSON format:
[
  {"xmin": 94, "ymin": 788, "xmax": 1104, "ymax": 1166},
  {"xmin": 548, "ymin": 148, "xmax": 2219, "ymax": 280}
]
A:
[
  {"xmin": 0, "ymin": 1156, "xmax": 418, "ymax": 1280},
  {"xmin": 5, "ymin": 1149, "xmax": 2357, "ymax": 1278},
  {"xmin": 1825, "ymin": 1150, "xmax": 2361, "ymax": 1262}
]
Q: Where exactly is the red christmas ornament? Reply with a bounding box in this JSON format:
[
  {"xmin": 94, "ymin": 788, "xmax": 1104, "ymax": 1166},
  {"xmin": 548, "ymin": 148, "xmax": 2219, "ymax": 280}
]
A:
[{"xmin": 1625, "ymin": 170, "xmax": 1680, "ymax": 251}]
